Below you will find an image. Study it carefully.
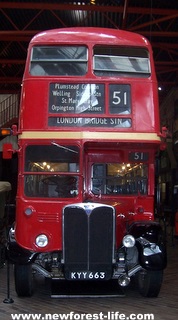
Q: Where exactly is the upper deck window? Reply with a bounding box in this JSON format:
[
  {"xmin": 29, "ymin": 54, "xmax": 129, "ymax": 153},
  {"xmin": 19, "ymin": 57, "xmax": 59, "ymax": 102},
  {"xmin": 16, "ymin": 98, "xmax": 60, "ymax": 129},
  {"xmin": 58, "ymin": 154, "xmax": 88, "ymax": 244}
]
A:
[
  {"xmin": 93, "ymin": 46, "xmax": 150, "ymax": 77},
  {"xmin": 30, "ymin": 46, "xmax": 88, "ymax": 76}
]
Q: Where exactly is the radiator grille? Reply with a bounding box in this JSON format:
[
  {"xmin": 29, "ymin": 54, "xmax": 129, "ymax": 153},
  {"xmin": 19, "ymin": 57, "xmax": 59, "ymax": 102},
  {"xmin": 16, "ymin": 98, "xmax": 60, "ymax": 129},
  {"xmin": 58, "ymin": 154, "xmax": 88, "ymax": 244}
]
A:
[{"xmin": 63, "ymin": 203, "xmax": 115, "ymax": 280}]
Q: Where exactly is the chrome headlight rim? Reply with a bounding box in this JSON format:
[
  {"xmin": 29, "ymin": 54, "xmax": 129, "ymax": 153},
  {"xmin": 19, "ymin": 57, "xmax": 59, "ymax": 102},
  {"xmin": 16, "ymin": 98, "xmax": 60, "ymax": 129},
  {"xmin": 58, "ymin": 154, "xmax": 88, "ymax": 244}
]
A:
[
  {"xmin": 35, "ymin": 234, "xmax": 48, "ymax": 248},
  {"xmin": 122, "ymin": 234, "xmax": 135, "ymax": 248}
]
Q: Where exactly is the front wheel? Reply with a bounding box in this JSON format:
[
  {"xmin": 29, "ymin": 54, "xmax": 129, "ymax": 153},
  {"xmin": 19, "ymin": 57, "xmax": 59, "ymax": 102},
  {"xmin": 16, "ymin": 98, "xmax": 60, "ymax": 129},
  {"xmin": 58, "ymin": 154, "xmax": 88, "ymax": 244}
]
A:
[
  {"xmin": 14, "ymin": 264, "xmax": 34, "ymax": 297},
  {"xmin": 137, "ymin": 269, "xmax": 163, "ymax": 297}
]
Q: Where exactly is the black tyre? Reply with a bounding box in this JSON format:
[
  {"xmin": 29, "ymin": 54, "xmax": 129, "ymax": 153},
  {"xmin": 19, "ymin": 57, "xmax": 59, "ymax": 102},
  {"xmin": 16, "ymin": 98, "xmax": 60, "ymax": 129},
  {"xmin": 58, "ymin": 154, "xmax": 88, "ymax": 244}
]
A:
[
  {"xmin": 14, "ymin": 264, "xmax": 34, "ymax": 297},
  {"xmin": 137, "ymin": 269, "xmax": 163, "ymax": 297}
]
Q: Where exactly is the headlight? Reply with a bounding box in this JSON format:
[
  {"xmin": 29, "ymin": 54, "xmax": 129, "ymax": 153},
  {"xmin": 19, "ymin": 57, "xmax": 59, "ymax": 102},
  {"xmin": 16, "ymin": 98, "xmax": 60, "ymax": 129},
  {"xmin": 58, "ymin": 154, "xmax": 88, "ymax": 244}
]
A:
[
  {"xmin": 122, "ymin": 235, "xmax": 135, "ymax": 248},
  {"xmin": 35, "ymin": 234, "xmax": 48, "ymax": 248}
]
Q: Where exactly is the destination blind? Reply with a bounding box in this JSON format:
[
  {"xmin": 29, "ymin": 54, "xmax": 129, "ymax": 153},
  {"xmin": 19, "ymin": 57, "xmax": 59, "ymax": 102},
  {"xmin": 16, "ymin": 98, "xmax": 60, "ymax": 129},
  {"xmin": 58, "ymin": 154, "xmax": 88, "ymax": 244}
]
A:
[
  {"xmin": 48, "ymin": 117, "xmax": 131, "ymax": 128},
  {"xmin": 49, "ymin": 83, "xmax": 105, "ymax": 114},
  {"xmin": 48, "ymin": 82, "xmax": 132, "ymax": 128}
]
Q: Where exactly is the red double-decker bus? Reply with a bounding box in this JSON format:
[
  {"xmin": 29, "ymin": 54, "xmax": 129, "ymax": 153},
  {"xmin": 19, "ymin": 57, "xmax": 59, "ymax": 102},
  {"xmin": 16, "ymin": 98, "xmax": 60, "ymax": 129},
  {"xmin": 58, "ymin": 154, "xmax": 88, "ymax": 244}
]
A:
[{"xmin": 2, "ymin": 27, "xmax": 167, "ymax": 297}]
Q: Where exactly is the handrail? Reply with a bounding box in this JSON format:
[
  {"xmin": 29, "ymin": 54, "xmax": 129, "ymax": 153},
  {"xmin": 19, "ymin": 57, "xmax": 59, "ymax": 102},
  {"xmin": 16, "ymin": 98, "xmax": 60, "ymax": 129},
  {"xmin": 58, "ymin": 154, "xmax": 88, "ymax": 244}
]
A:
[{"xmin": 0, "ymin": 94, "xmax": 19, "ymax": 127}]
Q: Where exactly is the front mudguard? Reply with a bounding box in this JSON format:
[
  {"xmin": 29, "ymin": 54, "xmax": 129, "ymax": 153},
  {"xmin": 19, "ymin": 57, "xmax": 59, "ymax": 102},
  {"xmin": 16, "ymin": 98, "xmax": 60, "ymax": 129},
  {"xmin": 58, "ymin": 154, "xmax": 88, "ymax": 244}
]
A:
[
  {"xmin": 135, "ymin": 237, "xmax": 167, "ymax": 270},
  {"xmin": 7, "ymin": 227, "xmax": 37, "ymax": 264},
  {"xmin": 128, "ymin": 221, "xmax": 167, "ymax": 270}
]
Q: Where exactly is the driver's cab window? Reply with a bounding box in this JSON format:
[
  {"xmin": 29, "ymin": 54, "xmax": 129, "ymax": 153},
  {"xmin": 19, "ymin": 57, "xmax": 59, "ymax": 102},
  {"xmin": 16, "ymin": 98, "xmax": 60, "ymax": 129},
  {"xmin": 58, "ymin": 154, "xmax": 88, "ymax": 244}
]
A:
[
  {"xmin": 24, "ymin": 144, "xmax": 79, "ymax": 198},
  {"xmin": 92, "ymin": 163, "xmax": 148, "ymax": 195}
]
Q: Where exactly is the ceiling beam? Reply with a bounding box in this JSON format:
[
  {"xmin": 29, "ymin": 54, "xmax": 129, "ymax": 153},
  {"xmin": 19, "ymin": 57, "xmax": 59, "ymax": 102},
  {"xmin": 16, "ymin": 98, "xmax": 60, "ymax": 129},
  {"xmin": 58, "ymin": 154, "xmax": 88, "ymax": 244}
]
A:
[
  {"xmin": 0, "ymin": 31, "xmax": 178, "ymax": 43},
  {"xmin": 0, "ymin": 89, "xmax": 20, "ymax": 94},
  {"xmin": 0, "ymin": 77, "xmax": 22, "ymax": 84},
  {"xmin": 0, "ymin": 2, "xmax": 178, "ymax": 16},
  {"xmin": 0, "ymin": 59, "xmax": 26, "ymax": 64},
  {"xmin": 129, "ymin": 13, "xmax": 178, "ymax": 31},
  {"xmin": 0, "ymin": 30, "xmax": 38, "ymax": 42}
]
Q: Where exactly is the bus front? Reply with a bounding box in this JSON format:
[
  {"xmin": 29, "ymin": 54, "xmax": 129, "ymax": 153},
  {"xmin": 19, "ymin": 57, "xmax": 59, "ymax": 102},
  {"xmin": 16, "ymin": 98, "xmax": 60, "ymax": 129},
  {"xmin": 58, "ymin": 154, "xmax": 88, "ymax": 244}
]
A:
[{"xmin": 7, "ymin": 28, "xmax": 166, "ymax": 298}]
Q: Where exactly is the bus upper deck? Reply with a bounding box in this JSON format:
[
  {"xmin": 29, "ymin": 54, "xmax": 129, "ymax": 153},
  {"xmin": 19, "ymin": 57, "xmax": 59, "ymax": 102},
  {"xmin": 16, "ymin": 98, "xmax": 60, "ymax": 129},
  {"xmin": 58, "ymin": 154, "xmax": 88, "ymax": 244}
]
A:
[{"xmin": 19, "ymin": 27, "xmax": 160, "ymax": 142}]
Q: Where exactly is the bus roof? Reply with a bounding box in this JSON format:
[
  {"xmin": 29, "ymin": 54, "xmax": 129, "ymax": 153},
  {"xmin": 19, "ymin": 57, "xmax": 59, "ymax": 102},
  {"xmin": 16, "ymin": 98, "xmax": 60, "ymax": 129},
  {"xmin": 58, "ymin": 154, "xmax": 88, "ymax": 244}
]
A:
[{"xmin": 30, "ymin": 27, "xmax": 150, "ymax": 48}]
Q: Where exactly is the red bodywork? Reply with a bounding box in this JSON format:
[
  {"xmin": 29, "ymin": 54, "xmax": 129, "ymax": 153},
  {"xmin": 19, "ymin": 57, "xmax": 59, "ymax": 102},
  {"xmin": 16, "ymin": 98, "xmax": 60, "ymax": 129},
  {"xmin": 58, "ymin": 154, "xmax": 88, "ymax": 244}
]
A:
[{"xmin": 15, "ymin": 27, "xmax": 160, "ymax": 254}]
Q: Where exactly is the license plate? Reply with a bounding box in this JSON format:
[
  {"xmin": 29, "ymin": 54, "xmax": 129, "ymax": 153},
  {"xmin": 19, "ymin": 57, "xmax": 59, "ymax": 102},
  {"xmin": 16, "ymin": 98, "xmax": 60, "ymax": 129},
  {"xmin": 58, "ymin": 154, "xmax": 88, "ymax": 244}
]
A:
[{"xmin": 69, "ymin": 271, "xmax": 106, "ymax": 280}]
